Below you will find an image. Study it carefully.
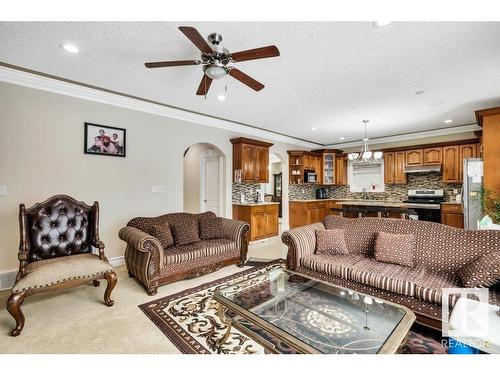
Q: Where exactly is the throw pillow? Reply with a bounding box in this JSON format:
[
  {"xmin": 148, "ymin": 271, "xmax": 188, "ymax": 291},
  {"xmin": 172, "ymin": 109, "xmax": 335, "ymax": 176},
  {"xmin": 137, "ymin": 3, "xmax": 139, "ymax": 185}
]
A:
[
  {"xmin": 374, "ymin": 232, "xmax": 416, "ymax": 268},
  {"xmin": 458, "ymin": 252, "xmax": 500, "ymax": 288},
  {"xmin": 315, "ymin": 229, "xmax": 348, "ymax": 255},
  {"xmin": 169, "ymin": 215, "xmax": 201, "ymax": 246},
  {"xmin": 198, "ymin": 211, "xmax": 223, "ymax": 240},
  {"xmin": 148, "ymin": 222, "xmax": 174, "ymax": 249}
]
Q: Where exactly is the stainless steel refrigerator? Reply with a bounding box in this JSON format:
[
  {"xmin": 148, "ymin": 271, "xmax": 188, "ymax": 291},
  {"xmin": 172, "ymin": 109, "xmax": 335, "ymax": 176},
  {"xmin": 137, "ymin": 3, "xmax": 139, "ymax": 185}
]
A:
[{"xmin": 462, "ymin": 158, "xmax": 484, "ymax": 229}]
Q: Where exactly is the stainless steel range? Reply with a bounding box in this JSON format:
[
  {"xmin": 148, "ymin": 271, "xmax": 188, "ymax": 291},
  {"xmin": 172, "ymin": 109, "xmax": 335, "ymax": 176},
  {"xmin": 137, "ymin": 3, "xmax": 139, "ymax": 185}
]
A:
[{"xmin": 403, "ymin": 189, "xmax": 444, "ymax": 222}]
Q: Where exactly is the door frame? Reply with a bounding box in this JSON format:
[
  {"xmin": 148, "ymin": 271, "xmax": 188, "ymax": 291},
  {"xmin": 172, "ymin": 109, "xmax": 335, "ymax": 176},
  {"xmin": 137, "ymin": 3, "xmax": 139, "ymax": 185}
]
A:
[{"xmin": 200, "ymin": 154, "xmax": 224, "ymax": 216}]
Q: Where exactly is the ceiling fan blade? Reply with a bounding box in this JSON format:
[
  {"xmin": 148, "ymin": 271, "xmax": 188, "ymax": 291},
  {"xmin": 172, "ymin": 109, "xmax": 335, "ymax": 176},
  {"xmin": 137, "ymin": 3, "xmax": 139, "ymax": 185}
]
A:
[
  {"xmin": 228, "ymin": 68, "xmax": 265, "ymax": 91},
  {"xmin": 179, "ymin": 26, "xmax": 213, "ymax": 55},
  {"xmin": 196, "ymin": 75, "xmax": 213, "ymax": 96},
  {"xmin": 230, "ymin": 45, "xmax": 280, "ymax": 62},
  {"xmin": 144, "ymin": 60, "xmax": 200, "ymax": 68}
]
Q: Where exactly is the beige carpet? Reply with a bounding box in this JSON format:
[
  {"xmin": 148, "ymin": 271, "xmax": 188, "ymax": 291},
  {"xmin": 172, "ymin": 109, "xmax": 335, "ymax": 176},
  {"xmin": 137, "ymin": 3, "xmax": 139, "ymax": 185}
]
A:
[{"xmin": 0, "ymin": 238, "xmax": 287, "ymax": 353}]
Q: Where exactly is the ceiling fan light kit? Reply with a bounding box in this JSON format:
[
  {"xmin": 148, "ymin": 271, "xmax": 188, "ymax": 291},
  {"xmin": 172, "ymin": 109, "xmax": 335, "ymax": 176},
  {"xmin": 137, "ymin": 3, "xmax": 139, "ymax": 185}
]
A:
[{"xmin": 145, "ymin": 26, "xmax": 280, "ymax": 97}]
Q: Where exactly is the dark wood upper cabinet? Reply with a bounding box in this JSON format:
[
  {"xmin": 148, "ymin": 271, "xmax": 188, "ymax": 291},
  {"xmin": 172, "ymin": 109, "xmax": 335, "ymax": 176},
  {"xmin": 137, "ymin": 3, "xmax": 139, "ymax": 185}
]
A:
[
  {"xmin": 231, "ymin": 138, "xmax": 273, "ymax": 183},
  {"xmin": 335, "ymin": 155, "xmax": 348, "ymax": 185},
  {"xmin": 443, "ymin": 145, "xmax": 460, "ymax": 183},
  {"xmin": 405, "ymin": 149, "xmax": 423, "ymax": 165},
  {"xmin": 459, "ymin": 144, "xmax": 478, "ymax": 181},
  {"xmin": 423, "ymin": 147, "xmax": 443, "ymax": 165}
]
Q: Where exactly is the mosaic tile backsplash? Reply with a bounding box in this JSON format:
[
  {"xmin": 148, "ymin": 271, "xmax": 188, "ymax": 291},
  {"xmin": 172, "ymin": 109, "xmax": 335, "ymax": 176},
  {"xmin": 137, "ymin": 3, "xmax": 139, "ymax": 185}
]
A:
[
  {"xmin": 232, "ymin": 182, "xmax": 262, "ymax": 203},
  {"xmin": 288, "ymin": 172, "xmax": 462, "ymax": 202}
]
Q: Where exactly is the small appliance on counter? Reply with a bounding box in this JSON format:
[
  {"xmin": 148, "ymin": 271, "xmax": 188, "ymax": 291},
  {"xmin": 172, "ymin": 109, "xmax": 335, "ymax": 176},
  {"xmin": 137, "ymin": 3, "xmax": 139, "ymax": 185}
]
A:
[
  {"xmin": 304, "ymin": 170, "xmax": 317, "ymax": 183},
  {"xmin": 316, "ymin": 187, "xmax": 327, "ymax": 199},
  {"xmin": 403, "ymin": 189, "xmax": 444, "ymax": 223}
]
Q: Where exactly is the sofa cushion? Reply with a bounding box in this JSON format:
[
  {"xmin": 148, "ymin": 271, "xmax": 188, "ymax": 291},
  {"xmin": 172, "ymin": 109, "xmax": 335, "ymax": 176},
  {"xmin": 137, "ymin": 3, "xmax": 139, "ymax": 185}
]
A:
[
  {"xmin": 458, "ymin": 252, "xmax": 500, "ymax": 288},
  {"xmin": 414, "ymin": 270, "xmax": 461, "ymax": 307},
  {"xmin": 169, "ymin": 215, "xmax": 201, "ymax": 246},
  {"xmin": 148, "ymin": 222, "xmax": 174, "ymax": 249},
  {"xmin": 374, "ymin": 232, "xmax": 416, "ymax": 268},
  {"xmin": 300, "ymin": 254, "xmax": 365, "ymax": 279},
  {"xmin": 163, "ymin": 238, "xmax": 237, "ymax": 267},
  {"xmin": 315, "ymin": 229, "xmax": 348, "ymax": 255},
  {"xmin": 12, "ymin": 253, "xmax": 114, "ymax": 293},
  {"xmin": 348, "ymin": 258, "xmax": 425, "ymax": 296},
  {"xmin": 198, "ymin": 211, "xmax": 223, "ymax": 240}
]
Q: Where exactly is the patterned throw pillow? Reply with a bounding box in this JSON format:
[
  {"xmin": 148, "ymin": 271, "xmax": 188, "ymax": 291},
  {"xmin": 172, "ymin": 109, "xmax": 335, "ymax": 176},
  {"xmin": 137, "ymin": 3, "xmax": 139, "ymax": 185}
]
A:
[
  {"xmin": 315, "ymin": 229, "xmax": 348, "ymax": 255},
  {"xmin": 198, "ymin": 211, "xmax": 223, "ymax": 240},
  {"xmin": 148, "ymin": 222, "xmax": 174, "ymax": 249},
  {"xmin": 169, "ymin": 215, "xmax": 201, "ymax": 246},
  {"xmin": 374, "ymin": 232, "xmax": 416, "ymax": 268},
  {"xmin": 458, "ymin": 252, "xmax": 500, "ymax": 288}
]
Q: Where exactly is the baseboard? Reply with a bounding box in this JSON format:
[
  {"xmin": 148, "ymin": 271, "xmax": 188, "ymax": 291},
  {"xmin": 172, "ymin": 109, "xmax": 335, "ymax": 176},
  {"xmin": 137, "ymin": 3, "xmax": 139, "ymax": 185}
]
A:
[{"xmin": 0, "ymin": 255, "xmax": 125, "ymax": 291}]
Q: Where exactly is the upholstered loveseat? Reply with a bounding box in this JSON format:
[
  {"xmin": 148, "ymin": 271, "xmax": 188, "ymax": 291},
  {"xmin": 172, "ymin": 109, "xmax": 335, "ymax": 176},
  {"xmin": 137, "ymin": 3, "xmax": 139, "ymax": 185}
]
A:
[
  {"xmin": 282, "ymin": 216, "xmax": 500, "ymax": 330},
  {"xmin": 119, "ymin": 212, "xmax": 249, "ymax": 295}
]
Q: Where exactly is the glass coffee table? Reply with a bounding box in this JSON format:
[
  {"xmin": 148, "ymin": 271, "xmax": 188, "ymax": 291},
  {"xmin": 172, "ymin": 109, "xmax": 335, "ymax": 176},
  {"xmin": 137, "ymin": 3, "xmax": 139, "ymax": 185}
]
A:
[{"xmin": 213, "ymin": 265, "xmax": 415, "ymax": 354}]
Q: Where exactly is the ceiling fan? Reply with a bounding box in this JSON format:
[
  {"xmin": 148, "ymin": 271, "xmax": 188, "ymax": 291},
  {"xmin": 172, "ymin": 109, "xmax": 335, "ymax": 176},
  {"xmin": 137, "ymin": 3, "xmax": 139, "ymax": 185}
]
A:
[{"xmin": 144, "ymin": 26, "xmax": 280, "ymax": 96}]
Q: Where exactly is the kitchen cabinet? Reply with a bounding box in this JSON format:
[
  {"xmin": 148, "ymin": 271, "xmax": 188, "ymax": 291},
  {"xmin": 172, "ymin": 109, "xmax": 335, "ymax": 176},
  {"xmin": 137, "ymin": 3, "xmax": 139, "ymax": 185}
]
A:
[
  {"xmin": 233, "ymin": 203, "xmax": 279, "ymax": 241},
  {"xmin": 459, "ymin": 144, "xmax": 477, "ymax": 181},
  {"xmin": 423, "ymin": 147, "xmax": 443, "ymax": 165},
  {"xmin": 287, "ymin": 151, "xmax": 323, "ymax": 184},
  {"xmin": 443, "ymin": 146, "xmax": 460, "ymax": 182},
  {"xmin": 405, "ymin": 149, "xmax": 423, "ymax": 166},
  {"xmin": 384, "ymin": 152, "xmax": 395, "ymax": 184},
  {"xmin": 322, "ymin": 153, "xmax": 336, "ymax": 184},
  {"xmin": 289, "ymin": 200, "xmax": 335, "ymax": 228},
  {"xmin": 394, "ymin": 151, "xmax": 407, "ymax": 184},
  {"xmin": 231, "ymin": 138, "xmax": 273, "ymax": 183},
  {"xmin": 335, "ymin": 155, "xmax": 348, "ymax": 185},
  {"xmin": 442, "ymin": 143, "xmax": 477, "ymax": 183},
  {"xmin": 441, "ymin": 204, "xmax": 464, "ymax": 229}
]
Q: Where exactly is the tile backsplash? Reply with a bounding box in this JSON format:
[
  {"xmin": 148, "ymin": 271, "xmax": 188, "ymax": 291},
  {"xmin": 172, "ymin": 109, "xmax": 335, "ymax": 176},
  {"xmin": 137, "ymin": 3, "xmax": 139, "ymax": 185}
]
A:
[
  {"xmin": 288, "ymin": 172, "xmax": 462, "ymax": 202},
  {"xmin": 232, "ymin": 182, "xmax": 262, "ymax": 203}
]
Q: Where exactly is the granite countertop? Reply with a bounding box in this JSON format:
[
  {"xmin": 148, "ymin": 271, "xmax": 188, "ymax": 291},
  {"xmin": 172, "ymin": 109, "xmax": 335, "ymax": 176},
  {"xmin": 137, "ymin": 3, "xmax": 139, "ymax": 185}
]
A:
[
  {"xmin": 441, "ymin": 201, "xmax": 461, "ymax": 205},
  {"xmin": 338, "ymin": 200, "xmax": 408, "ymax": 208},
  {"xmin": 233, "ymin": 202, "xmax": 280, "ymax": 206},
  {"xmin": 289, "ymin": 198, "xmax": 339, "ymax": 202}
]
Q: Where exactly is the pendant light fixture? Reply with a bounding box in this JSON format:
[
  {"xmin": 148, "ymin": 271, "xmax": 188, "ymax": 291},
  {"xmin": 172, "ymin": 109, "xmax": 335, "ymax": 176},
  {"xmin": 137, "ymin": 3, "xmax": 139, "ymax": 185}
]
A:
[{"xmin": 348, "ymin": 120, "xmax": 383, "ymax": 163}]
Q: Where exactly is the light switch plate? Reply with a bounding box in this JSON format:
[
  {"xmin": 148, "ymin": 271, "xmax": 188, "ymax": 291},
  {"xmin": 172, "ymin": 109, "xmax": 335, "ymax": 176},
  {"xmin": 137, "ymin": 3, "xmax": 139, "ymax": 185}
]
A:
[
  {"xmin": 0, "ymin": 185, "xmax": 6, "ymax": 196},
  {"xmin": 152, "ymin": 186, "xmax": 165, "ymax": 194}
]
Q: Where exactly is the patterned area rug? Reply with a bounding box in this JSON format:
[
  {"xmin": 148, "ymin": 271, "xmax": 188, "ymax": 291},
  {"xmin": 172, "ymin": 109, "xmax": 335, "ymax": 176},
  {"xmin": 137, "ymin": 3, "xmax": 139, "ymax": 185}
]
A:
[{"xmin": 139, "ymin": 262, "xmax": 447, "ymax": 354}]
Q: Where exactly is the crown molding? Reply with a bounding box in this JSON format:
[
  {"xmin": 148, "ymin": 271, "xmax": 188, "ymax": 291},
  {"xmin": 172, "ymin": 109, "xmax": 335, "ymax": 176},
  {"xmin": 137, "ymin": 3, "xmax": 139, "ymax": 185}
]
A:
[
  {"xmin": 326, "ymin": 124, "xmax": 481, "ymax": 149},
  {"xmin": 0, "ymin": 65, "xmax": 320, "ymax": 149}
]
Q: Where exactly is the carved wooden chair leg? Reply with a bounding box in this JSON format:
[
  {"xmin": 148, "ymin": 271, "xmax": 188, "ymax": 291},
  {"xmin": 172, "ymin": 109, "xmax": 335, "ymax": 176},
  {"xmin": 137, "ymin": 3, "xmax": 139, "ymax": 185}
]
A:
[
  {"xmin": 7, "ymin": 292, "xmax": 26, "ymax": 337},
  {"xmin": 103, "ymin": 272, "xmax": 117, "ymax": 307},
  {"xmin": 146, "ymin": 286, "xmax": 158, "ymax": 296},
  {"xmin": 92, "ymin": 280, "xmax": 100, "ymax": 287}
]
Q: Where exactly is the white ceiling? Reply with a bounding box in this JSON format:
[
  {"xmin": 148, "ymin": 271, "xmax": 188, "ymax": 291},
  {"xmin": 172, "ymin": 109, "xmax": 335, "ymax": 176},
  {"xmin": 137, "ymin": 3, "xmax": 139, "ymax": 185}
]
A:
[{"xmin": 1, "ymin": 22, "xmax": 500, "ymax": 145}]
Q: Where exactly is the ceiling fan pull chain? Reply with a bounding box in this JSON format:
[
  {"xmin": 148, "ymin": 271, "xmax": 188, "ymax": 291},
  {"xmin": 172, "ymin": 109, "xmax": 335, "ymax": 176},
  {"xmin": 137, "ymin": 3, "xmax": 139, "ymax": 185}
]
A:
[
  {"xmin": 225, "ymin": 76, "xmax": 228, "ymax": 92},
  {"xmin": 204, "ymin": 75, "xmax": 207, "ymax": 100}
]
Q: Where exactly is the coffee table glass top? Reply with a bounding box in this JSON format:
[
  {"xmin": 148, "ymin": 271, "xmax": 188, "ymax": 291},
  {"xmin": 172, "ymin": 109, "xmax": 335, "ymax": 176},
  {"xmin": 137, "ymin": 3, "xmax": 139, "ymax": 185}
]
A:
[{"xmin": 215, "ymin": 265, "xmax": 411, "ymax": 354}]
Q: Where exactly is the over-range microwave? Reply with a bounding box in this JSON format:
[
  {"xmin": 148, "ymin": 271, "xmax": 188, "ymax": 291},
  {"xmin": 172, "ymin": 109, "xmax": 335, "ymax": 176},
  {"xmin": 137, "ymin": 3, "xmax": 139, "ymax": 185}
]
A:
[{"xmin": 304, "ymin": 172, "xmax": 317, "ymax": 183}]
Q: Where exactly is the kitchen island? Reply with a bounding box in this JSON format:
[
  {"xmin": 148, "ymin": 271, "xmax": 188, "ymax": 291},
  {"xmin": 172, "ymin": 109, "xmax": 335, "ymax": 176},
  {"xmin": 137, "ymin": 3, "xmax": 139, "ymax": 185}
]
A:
[{"xmin": 233, "ymin": 202, "xmax": 280, "ymax": 241}]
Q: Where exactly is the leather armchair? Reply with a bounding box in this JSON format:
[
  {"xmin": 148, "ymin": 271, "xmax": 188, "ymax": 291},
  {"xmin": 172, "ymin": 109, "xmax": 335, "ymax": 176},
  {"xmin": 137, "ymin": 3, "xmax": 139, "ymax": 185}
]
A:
[{"xmin": 6, "ymin": 195, "xmax": 118, "ymax": 336}]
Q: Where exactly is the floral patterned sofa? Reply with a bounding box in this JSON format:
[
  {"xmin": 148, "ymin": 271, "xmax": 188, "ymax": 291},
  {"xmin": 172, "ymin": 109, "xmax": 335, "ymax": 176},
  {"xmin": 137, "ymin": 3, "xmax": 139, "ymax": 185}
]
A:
[
  {"xmin": 281, "ymin": 216, "xmax": 500, "ymax": 330},
  {"xmin": 119, "ymin": 212, "xmax": 249, "ymax": 295}
]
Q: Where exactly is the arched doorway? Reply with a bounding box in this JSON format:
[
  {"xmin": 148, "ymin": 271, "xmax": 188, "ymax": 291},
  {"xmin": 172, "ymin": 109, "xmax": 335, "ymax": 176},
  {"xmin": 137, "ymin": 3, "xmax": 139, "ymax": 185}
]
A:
[{"xmin": 183, "ymin": 143, "xmax": 226, "ymax": 216}]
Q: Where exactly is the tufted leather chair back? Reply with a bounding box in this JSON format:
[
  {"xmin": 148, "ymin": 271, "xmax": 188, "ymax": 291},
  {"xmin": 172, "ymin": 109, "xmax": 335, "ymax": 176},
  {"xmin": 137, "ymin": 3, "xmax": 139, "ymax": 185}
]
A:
[{"xmin": 20, "ymin": 195, "xmax": 98, "ymax": 262}]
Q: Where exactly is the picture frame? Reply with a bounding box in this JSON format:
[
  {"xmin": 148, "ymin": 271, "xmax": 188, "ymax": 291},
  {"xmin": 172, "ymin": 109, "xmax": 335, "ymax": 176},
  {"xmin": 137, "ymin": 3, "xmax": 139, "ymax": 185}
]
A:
[{"xmin": 84, "ymin": 122, "xmax": 126, "ymax": 157}]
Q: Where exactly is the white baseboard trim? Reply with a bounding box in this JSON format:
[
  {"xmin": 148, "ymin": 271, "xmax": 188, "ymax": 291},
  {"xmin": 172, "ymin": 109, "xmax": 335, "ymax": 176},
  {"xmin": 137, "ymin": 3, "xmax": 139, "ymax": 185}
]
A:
[{"xmin": 0, "ymin": 255, "xmax": 125, "ymax": 291}]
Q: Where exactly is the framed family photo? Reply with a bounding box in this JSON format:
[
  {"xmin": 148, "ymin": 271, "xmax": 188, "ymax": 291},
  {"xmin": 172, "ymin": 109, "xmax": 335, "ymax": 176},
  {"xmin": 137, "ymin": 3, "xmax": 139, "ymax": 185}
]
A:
[{"xmin": 84, "ymin": 122, "xmax": 126, "ymax": 157}]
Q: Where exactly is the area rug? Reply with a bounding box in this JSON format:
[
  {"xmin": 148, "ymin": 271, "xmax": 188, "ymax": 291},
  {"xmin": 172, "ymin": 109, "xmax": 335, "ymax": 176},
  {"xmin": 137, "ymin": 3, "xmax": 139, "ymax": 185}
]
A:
[{"xmin": 139, "ymin": 262, "xmax": 447, "ymax": 354}]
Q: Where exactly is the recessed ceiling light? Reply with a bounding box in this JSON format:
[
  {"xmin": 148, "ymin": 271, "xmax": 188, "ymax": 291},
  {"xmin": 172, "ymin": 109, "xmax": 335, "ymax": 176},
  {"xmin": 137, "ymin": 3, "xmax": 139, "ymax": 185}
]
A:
[
  {"xmin": 60, "ymin": 43, "xmax": 79, "ymax": 54},
  {"xmin": 444, "ymin": 119, "xmax": 453, "ymax": 124},
  {"xmin": 339, "ymin": 137, "xmax": 345, "ymax": 140},
  {"xmin": 414, "ymin": 90, "xmax": 425, "ymax": 95},
  {"xmin": 311, "ymin": 127, "xmax": 317, "ymax": 131},
  {"xmin": 373, "ymin": 21, "xmax": 392, "ymax": 27},
  {"xmin": 217, "ymin": 94, "xmax": 226, "ymax": 101}
]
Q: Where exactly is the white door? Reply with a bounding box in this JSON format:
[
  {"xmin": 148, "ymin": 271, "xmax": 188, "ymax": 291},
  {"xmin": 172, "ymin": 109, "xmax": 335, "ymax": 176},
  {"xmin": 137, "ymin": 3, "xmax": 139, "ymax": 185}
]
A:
[{"xmin": 200, "ymin": 156, "xmax": 223, "ymax": 215}]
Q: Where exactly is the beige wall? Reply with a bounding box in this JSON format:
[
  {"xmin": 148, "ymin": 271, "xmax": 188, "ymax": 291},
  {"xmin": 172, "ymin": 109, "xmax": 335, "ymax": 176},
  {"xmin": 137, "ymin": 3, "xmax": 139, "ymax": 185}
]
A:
[{"xmin": 0, "ymin": 82, "xmax": 297, "ymax": 273}]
